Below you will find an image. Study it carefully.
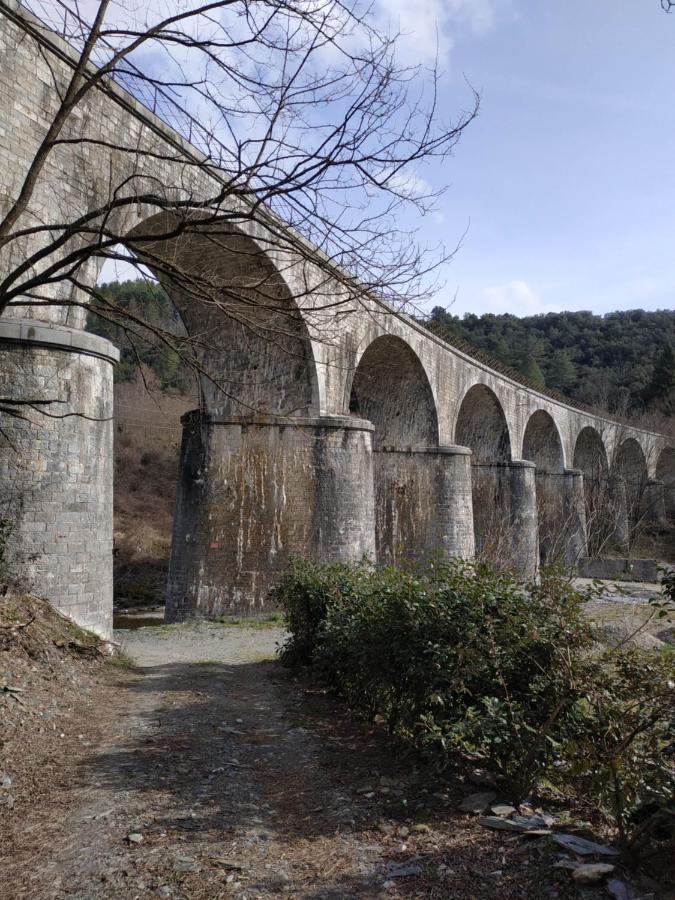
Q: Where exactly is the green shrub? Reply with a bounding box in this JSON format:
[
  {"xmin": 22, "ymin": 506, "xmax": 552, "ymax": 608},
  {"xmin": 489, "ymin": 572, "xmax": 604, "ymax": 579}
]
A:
[
  {"xmin": 272, "ymin": 557, "xmax": 369, "ymax": 666},
  {"xmin": 275, "ymin": 557, "xmax": 675, "ymax": 854},
  {"xmin": 560, "ymin": 647, "xmax": 674, "ymax": 857},
  {"xmin": 278, "ymin": 559, "xmax": 593, "ymax": 792}
]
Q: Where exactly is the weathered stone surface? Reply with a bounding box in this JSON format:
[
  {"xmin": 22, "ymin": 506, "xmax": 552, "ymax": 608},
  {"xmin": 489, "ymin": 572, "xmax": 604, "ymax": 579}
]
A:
[
  {"xmin": 458, "ymin": 792, "xmax": 497, "ymax": 814},
  {"xmin": 571, "ymin": 863, "xmax": 615, "ymax": 884},
  {"xmin": 0, "ymin": 327, "xmax": 117, "ymax": 638},
  {"xmin": 577, "ymin": 557, "xmax": 660, "ymax": 583},
  {"xmin": 165, "ymin": 414, "xmax": 376, "ymax": 620}
]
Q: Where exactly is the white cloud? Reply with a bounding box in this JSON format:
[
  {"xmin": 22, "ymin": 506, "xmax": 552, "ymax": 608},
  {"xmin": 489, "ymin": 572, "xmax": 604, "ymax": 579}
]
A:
[
  {"xmin": 481, "ymin": 280, "xmax": 559, "ymax": 315},
  {"xmin": 442, "ymin": 0, "xmax": 500, "ymax": 34},
  {"xmin": 375, "ymin": 0, "xmax": 504, "ymax": 66},
  {"xmin": 385, "ymin": 170, "xmax": 434, "ymax": 198}
]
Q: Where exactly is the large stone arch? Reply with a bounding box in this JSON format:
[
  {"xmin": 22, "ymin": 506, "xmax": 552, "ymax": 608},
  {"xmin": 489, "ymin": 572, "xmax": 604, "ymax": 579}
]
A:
[
  {"xmin": 574, "ymin": 426, "xmax": 609, "ymax": 479},
  {"xmin": 347, "ymin": 334, "xmax": 438, "ymax": 565},
  {"xmin": 656, "ymin": 447, "xmax": 675, "ymax": 522},
  {"xmin": 454, "ymin": 383, "xmax": 515, "ymax": 563},
  {"xmin": 455, "ymin": 383, "xmax": 512, "ymax": 463},
  {"xmin": 613, "ymin": 437, "xmax": 649, "ymax": 543},
  {"xmin": 348, "ymin": 334, "xmax": 438, "ymax": 450},
  {"xmin": 522, "ymin": 410, "xmax": 566, "ymax": 562},
  {"xmin": 126, "ymin": 211, "xmax": 320, "ymax": 416},
  {"xmin": 573, "ymin": 426, "xmax": 612, "ymax": 555},
  {"xmin": 121, "ymin": 214, "xmax": 376, "ymax": 620},
  {"xmin": 522, "ymin": 410, "xmax": 564, "ymax": 472}
]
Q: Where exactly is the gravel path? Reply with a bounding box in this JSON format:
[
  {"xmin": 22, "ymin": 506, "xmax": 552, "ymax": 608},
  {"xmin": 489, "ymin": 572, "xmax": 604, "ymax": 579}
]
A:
[
  {"xmin": 4, "ymin": 620, "xmax": 598, "ymax": 899},
  {"xmin": 5, "ymin": 623, "xmax": 391, "ymax": 899},
  {"xmin": 118, "ymin": 621, "xmax": 287, "ymax": 666}
]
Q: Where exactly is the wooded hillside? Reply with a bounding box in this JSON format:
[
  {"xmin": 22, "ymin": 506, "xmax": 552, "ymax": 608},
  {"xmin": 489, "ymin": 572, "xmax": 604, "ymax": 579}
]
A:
[
  {"xmin": 87, "ymin": 281, "xmax": 674, "ymax": 416},
  {"xmin": 427, "ymin": 307, "xmax": 675, "ymax": 415},
  {"xmin": 87, "ymin": 280, "xmax": 193, "ymax": 395}
]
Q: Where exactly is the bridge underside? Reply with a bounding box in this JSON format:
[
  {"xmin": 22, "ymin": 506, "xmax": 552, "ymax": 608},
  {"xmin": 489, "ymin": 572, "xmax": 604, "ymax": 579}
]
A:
[{"xmin": 0, "ymin": 318, "xmax": 673, "ymax": 638}]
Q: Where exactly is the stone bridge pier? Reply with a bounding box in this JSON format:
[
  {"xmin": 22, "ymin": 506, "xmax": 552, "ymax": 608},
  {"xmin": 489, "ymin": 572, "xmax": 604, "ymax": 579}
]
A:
[
  {"xmin": 0, "ymin": 319, "xmax": 118, "ymax": 638},
  {"xmin": 164, "ymin": 413, "xmax": 376, "ymax": 621}
]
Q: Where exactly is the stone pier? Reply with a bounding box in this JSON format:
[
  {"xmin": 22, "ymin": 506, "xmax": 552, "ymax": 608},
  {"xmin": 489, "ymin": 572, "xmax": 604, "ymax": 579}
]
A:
[
  {"xmin": 505, "ymin": 460, "xmax": 539, "ymax": 581},
  {"xmin": 165, "ymin": 413, "xmax": 376, "ymax": 621},
  {"xmin": 373, "ymin": 445, "xmax": 474, "ymax": 566},
  {"xmin": 0, "ymin": 319, "xmax": 118, "ymax": 638},
  {"xmin": 562, "ymin": 468, "xmax": 588, "ymax": 564}
]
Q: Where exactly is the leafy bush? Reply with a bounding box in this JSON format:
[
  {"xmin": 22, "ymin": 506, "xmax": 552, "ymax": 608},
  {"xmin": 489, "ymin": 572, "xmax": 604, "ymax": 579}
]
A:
[
  {"xmin": 560, "ymin": 647, "xmax": 674, "ymax": 857},
  {"xmin": 276, "ymin": 557, "xmax": 675, "ymax": 854},
  {"xmin": 272, "ymin": 557, "xmax": 368, "ymax": 666},
  {"xmin": 277, "ymin": 560, "xmax": 592, "ymax": 789}
]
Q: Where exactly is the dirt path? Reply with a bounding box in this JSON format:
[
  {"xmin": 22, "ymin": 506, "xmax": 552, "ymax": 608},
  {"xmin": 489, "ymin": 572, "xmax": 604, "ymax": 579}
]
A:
[
  {"xmin": 3, "ymin": 622, "xmax": 584, "ymax": 899},
  {"xmin": 3, "ymin": 623, "xmax": 394, "ymax": 899}
]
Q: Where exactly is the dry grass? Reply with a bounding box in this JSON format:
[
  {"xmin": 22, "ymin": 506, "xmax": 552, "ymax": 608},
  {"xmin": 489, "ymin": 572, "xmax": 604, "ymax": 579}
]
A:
[
  {"xmin": 0, "ymin": 592, "xmax": 109, "ymax": 829},
  {"xmin": 113, "ymin": 370, "xmax": 195, "ymax": 607}
]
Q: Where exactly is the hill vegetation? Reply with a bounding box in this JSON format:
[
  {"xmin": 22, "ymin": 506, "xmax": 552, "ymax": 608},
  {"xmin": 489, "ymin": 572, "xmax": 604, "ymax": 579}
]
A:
[
  {"xmin": 88, "ymin": 282, "xmax": 675, "ymax": 419},
  {"xmin": 87, "ymin": 280, "xmax": 194, "ymax": 394},
  {"xmin": 427, "ymin": 306, "xmax": 675, "ymax": 416}
]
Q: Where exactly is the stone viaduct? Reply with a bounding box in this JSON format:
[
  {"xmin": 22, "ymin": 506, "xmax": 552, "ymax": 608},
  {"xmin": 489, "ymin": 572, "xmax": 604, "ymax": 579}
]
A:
[{"xmin": 0, "ymin": 1, "xmax": 673, "ymax": 638}]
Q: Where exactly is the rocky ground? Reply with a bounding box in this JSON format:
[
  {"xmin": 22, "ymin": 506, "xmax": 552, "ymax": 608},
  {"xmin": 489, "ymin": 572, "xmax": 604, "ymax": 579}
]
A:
[
  {"xmin": 575, "ymin": 578, "xmax": 675, "ymax": 650},
  {"xmin": 1, "ymin": 597, "xmax": 671, "ymax": 899}
]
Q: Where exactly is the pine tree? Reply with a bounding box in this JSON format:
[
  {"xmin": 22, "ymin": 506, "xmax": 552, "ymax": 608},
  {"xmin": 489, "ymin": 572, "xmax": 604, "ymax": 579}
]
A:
[
  {"xmin": 642, "ymin": 344, "xmax": 675, "ymax": 415},
  {"xmin": 547, "ymin": 350, "xmax": 578, "ymax": 393},
  {"xmin": 519, "ymin": 354, "xmax": 546, "ymax": 388}
]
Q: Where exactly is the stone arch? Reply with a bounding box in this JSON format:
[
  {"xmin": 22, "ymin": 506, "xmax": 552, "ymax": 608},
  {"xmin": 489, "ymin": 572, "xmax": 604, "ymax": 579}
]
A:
[
  {"xmin": 574, "ymin": 427, "xmax": 609, "ymax": 479},
  {"xmin": 523, "ymin": 410, "xmax": 565, "ymax": 562},
  {"xmin": 454, "ymin": 384, "xmax": 512, "ymax": 561},
  {"xmin": 573, "ymin": 426, "xmax": 611, "ymax": 555},
  {"xmin": 613, "ymin": 437, "xmax": 649, "ymax": 539},
  {"xmin": 454, "ymin": 383, "xmax": 511, "ymax": 463},
  {"xmin": 522, "ymin": 410, "xmax": 564, "ymax": 473},
  {"xmin": 125, "ymin": 211, "xmax": 320, "ymax": 416},
  {"xmin": 656, "ymin": 447, "xmax": 675, "ymax": 522},
  {"xmin": 112, "ymin": 212, "xmax": 325, "ymax": 618},
  {"xmin": 347, "ymin": 334, "xmax": 438, "ymax": 565},
  {"xmin": 348, "ymin": 335, "xmax": 438, "ymax": 450}
]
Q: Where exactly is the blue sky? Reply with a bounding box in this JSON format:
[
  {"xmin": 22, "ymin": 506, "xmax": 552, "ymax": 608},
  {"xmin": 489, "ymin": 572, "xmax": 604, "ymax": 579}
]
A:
[
  {"xmin": 398, "ymin": 0, "xmax": 675, "ymax": 317},
  {"xmin": 93, "ymin": 0, "xmax": 675, "ymax": 319}
]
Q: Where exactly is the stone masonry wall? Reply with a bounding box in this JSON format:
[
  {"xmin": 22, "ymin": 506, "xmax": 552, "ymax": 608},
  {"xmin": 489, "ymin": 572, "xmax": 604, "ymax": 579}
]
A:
[
  {"xmin": 165, "ymin": 414, "xmax": 376, "ymax": 620},
  {"xmin": 0, "ymin": 323, "xmax": 117, "ymax": 638}
]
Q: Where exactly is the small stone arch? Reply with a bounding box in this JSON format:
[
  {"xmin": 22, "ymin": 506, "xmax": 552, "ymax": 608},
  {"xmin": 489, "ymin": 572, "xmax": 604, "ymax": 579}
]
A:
[
  {"xmin": 523, "ymin": 410, "xmax": 565, "ymax": 562},
  {"xmin": 522, "ymin": 410, "xmax": 564, "ymax": 473},
  {"xmin": 347, "ymin": 334, "xmax": 438, "ymax": 565},
  {"xmin": 573, "ymin": 426, "xmax": 611, "ymax": 555},
  {"xmin": 348, "ymin": 334, "xmax": 438, "ymax": 450},
  {"xmin": 454, "ymin": 383, "xmax": 512, "ymax": 463},
  {"xmin": 574, "ymin": 426, "xmax": 609, "ymax": 479},
  {"xmin": 455, "ymin": 383, "xmax": 512, "ymax": 561},
  {"xmin": 613, "ymin": 437, "xmax": 649, "ymax": 539},
  {"xmin": 125, "ymin": 211, "xmax": 320, "ymax": 416},
  {"xmin": 656, "ymin": 447, "xmax": 675, "ymax": 522}
]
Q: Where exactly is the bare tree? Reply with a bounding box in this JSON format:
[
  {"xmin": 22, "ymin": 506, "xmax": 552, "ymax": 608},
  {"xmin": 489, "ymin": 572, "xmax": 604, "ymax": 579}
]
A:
[{"xmin": 0, "ymin": 0, "xmax": 477, "ymax": 408}]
